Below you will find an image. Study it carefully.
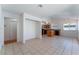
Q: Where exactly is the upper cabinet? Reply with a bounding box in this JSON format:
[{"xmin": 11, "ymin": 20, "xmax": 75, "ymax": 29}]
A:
[{"xmin": 42, "ymin": 24, "xmax": 51, "ymax": 29}]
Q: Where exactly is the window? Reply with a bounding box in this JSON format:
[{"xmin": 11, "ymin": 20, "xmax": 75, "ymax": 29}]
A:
[
  {"xmin": 69, "ymin": 23, "xmax": 77, "ymax": 30},
  {"xmin": 63, "ymin": 24, "xmax": 70, "ymax": 30},
  {"xmin": 63, "ymin": 23, "xmax": 77, "ymax": 30}
]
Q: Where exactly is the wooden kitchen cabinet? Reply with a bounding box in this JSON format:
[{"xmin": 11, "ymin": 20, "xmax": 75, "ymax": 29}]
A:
[{"xmin": 47, "ymin": 29, "xmax": 55, "ymax": 37}]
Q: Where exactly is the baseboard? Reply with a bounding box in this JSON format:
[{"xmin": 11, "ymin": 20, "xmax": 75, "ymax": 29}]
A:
[
  {"xmin": 23, "ymin": 37, "xmax": 39, "ymax": 43},
  {"xmin": 4, "ymin": 39, "xmax": 17, "ymax": 45}
]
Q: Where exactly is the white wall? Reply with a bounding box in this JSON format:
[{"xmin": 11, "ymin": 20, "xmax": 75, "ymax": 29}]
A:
[
  {"xmin": 17, "ymin": 14, "xmax": 24, "ymax": 43},
  {"xmin": 35, "ymin": 22, "xmax": 42, "ymax": 38},
  {"xmin": 2, "ymin": 10, "xmax": 19, "ymax": 19},
  {"xmin": 4, "ymin": 18, "xmax": 10, "ymax": 41},
  {"xmin": 0, "ymin": 5, "xmax": 4, "ymax": 48},
  {"xmin": 24, "ymin": 13, "xmax": 42, "ymax": 21}
]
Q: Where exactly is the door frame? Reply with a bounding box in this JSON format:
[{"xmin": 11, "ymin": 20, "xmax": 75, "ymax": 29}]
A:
[{"xmin": 4, "ymin": 17, "xmax": 17, "ymax": 45}]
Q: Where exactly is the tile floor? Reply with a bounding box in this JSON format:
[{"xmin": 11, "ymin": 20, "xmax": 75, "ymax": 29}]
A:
[{"xmin": 0, "ymin": 36, "xmax": 79, "ymax": 55}]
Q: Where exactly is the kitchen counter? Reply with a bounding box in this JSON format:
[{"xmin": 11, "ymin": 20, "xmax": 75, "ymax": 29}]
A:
[{"xmin": 42, "ymin": 28, "xmax": 60, "ymax": 37}]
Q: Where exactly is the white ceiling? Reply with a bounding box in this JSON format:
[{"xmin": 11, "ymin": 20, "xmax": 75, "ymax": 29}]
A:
[{"xmin": 2, "ymin": 4, "xmax": 79, "ymax": 19}]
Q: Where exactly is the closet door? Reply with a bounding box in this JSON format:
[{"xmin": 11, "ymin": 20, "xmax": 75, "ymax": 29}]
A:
[
  {"xmin": 9, "ymin": 20, "xmax": 17, "ymax": 41},
  {"xmin": 4, "ymin": 19, "xmax": 10, "ymax": 41},
  {"xmin": 24, "ymin": 19, "xmax": 36, "ymax": 40},
  {"xmin": 4, "ymin": 18, "xmax": 17, "ymax": 44}
]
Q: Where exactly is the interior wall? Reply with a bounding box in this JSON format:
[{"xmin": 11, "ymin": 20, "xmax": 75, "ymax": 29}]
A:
[
  {"xmin": 24, "ymin": 13, "xmax": 42, "ymax": 21},
  {"xmin": 17, "ymin": 14, "xmax": 23, "ymax": 43},
  {"xmin": 4, "ymin": 18, "xmax": 10, "ymax": 41},
  {"xmin": 50, "ymin": 18, "xmax": 78, "ymax": 38},
  {"xmin": 10, "ymin": 20, "xmax": 17, "ymax": 40},
  {"xmin": 2, "ymin": 10, "xmax": 19, "ymax": 19},
  {"xmin": 35, "ymin": 22, "xmax": 42, "ymax": 38},
  {"xmin": 0, "ymin": 5, "xmax": 4, "ymax": 48}
]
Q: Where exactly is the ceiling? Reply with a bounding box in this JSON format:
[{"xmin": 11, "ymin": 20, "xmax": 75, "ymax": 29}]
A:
[{"xmin": 2, "ymin": 4, "xmax": 79, "ymax": 19}]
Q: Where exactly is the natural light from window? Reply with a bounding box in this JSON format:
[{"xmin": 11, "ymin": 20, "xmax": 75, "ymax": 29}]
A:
[{"xmin": 63, "ymin": 23, "xmax": 77, "ymax": 30}]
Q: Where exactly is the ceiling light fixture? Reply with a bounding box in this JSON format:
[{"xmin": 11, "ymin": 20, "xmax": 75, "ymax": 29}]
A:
[{"xmin": 38, "ymin": 4, "xmax": 43, "ymax": 8}]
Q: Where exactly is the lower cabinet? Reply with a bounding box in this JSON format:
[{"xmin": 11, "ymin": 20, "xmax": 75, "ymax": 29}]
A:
[{"xmin": 47, "ymin": 29, "xmax": 55, "ymax": 37}]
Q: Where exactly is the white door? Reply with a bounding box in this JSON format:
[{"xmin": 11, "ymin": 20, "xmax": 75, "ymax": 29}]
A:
[
  {"xmin": 4, "ymin": 18, "xmax": 10, "ymax": 41},
  {"xmin": 4, "ymin": 18, "xmax": 17, "ymax": 41},
  {"xmin": 9, "ymin": 21, "xmax": 17, "ymax": 40},
  {"xmin": 23, "ymin": 19, "xmax": 41, "ymax": 41}
]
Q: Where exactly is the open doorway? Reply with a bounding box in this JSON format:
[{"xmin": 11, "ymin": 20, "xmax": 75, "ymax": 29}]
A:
[{"xmin": 4, "ymin": 17, "xmax": 17, "ymax": 45}]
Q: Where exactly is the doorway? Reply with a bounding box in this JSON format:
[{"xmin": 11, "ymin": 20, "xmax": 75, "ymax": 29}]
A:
[{"xmin": 4, "ymin": 17, "xmax": 17, "ymax": 44}]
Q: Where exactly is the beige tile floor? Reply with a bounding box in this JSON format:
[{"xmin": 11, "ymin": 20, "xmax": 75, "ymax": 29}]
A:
[{"xmin": 0, "ymin": 36, "xmax": 79, "ymax": 55}]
